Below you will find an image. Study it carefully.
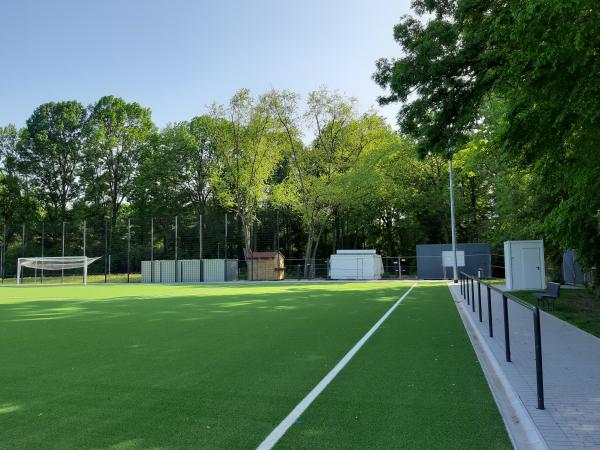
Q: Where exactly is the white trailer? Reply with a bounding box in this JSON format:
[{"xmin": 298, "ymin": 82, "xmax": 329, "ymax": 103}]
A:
[{"xmin": 329, "ymin": 249, "xmax": 384, "ymax": 280}]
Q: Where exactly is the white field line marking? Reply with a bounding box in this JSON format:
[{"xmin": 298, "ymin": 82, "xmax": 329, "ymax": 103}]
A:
[{"xmin": 256, "ymin": 283, "xmax": 417, "ymax": 450}]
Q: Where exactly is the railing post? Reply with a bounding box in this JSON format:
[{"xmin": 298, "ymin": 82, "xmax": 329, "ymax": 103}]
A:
[
  {"xmin": 487, "ymin": 285, "xmax": 493, "ymax": 337},
  {"xmin": 478, "ymin": 280, "xmax": 482, "ymax": 322},
  {"xmin": 502, "ymin": 294, "xmax": 511, "ymax": 362},
  {"xmin": 466, "ymin": 276, "xmax": 470, "ymax": 305},
  {"xmin": 471, "ymin": 278, "xmax": 476, "ymax": 312},
  {"xmin": 460, "ymin": 273, "xmax": 464, "ymax": 295},
  {"xmin": 533, "ymin": 307, "xmax": 545, "ymax": 409}
]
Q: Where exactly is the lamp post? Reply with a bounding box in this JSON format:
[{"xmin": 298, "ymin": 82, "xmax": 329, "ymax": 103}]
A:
[{"xmin": 448, "ymin": 146, "xmax": 458, "ymax": 283}]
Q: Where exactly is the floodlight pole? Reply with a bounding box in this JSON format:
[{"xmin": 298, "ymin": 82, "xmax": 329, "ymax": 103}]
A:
[
  {"xmin": 448, "ymin": 147, "xmax": 459, "ymax": 283},
  {"xmin": 84, "ymin": 256, "xmax": 88, "ymax": 286}
]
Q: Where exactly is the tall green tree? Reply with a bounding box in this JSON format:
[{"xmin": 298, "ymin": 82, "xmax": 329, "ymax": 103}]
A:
[
  {"xmin": 17, "ymin": 101, "xmax": 87, "ymax": 223},
  {"xmin": 0, "ymin": 125, "xmax": 38, "ymax": 226},
  {"xmin": 209, "ymin": 89, "xmax": 282, "ymax": 258},
  {"xmin": 0, "ymin": 125, "xmax": 18, "ymax": 175},
  {"xmin": 268, "ymin": 88, "xmax": 391, "ymax": 275},
  {"xmin": 85, "ymin": 96, "xmax": 155, "ymax": 223},
  {"xmin": 132, "ymin": 117, "xmax": 218, "ymax": 218}
]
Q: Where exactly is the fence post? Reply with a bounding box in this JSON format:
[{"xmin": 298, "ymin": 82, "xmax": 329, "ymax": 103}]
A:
[
  {"xmin": 460, "ymin": 272, "xmax": 463, "ymax": 295},
  {"xmin": 502, "ymin": 294, "xmax": 511, "ymax": 362},
  {"xmin": 1, "ymin": 223, "xmax": 5, "ymax": 284},
  {"xmin": 61, "ymin": 221, "xmax": 65, "ymax": 283},
  {"xmin": 174, "ymin": 216, "xmax": 178, "ymax": 283},
  {"xmin": 22, "ymin": 223, "xmax": 25, "ymax": 257},
  {"xmin": 83, "ymin": 220, "xmax": 87, "ymax": 285},
  {"xmin": 487, "ymin": 285, "xmax": 493, "ymax": 337},
  {"xmin": 398, "ymin": 257, "xmax": 402, "ymax": 280},
  {"xmin": 41, "ymin": 223, "xmax": 44, "ymax": 284},
  {"xmin": 199, "ymin": 214, "xmax": 203, "ymax": 282},
  {"xmin": 224, "ymin": 213, "xmax": 228, "ymax": 281},
  {"xmin": 150, "ymin": 217, "xmax": 154, "ymax": 283},
  {"xmin": 104, "ymin": 218, "xmax": 108, "ymax": 283},
  {"xmin": 533, "ymin": 307, "xmax": 545, "ymax": 409},
  {"xmin": 471, "ymin": 278, "xmax": 475, "ymax": 312},
  {"xmin": 478, "ymin": 280, "xmax": 482, "ymax": 322},
  {"xmin": 127, "ymin": 218, "xmax": 131, "ymax": 283}
]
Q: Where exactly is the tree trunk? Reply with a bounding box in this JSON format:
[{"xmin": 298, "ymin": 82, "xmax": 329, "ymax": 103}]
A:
[
  {"xmin": 310, "ymin": 225, "xmax": 324, "ymax": 278},
  {"xmin": 303, "ymin": 225, "xmax": 314, "ymax": 278},
  {"xmin": 592, "ymin": 259, "xmax": 600, "ymax": 293},
  {"xmin": 241, "ymin": 214, "xmax": 253, "ymax": 280}
]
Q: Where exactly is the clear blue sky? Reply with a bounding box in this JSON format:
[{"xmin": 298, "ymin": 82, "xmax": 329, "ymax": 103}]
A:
[{"xmin": 0, "ymin": 0, "xmax": 411, "ymax": 129}]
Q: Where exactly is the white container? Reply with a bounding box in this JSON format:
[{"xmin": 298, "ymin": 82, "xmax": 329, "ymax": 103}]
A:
[
  {"xmin": 504, "ymin": 240, "xmax": 545, "ymax": 290},
  {"xmin": 141, "ymin": 259, "xmax": 238, "ymax": 283},
  {"xmin": 330, "ymin": 250, "xmax": 383, "ymax": 280}
]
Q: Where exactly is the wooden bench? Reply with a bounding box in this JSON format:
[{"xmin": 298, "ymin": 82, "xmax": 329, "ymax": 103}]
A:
[{"xmin": 532, "ymin": 282, "xmax": 560, "ymax": 311}]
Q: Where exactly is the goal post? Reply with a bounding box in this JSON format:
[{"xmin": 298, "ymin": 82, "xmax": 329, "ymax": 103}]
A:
[{"xmin": 17, "ymin": 256, "xmax": 101, "ymax": 285}]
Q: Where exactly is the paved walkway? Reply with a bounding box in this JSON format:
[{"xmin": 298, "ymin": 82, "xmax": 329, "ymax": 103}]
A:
[{"xmin": 449, "ymin": 282, "xmax": 600, "ymax": 450}]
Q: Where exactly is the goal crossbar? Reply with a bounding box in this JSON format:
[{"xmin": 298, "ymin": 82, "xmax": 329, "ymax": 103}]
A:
[{"xmin": 17, "ymin": 256, "xmax": 101, "ymax": 285}]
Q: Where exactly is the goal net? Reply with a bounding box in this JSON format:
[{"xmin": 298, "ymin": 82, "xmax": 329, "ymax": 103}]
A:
[{"xmin": 17, "ymin": 256, "xmax": 101, "ymax": 285}]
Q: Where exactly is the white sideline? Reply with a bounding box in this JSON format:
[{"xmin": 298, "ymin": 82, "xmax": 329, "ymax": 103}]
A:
[{"xmin": 256, "ymin": 283, "xmax": 417, "ymax": 450}]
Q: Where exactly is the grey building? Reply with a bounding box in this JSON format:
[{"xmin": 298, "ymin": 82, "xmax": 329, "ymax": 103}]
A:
[{"xmin": 416, "ymin": 243, "xmax": 492, "ymax": 279}]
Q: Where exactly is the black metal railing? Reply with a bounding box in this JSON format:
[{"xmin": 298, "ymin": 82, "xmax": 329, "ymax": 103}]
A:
[{"xmin": 459, "ymin": 271, "xmax": 545, "ymax": 410}]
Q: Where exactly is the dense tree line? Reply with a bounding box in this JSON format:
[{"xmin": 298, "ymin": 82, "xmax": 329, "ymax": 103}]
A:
[{"xmin": 0, "ymin": 88, "xmax": 489, "ymax": 275}]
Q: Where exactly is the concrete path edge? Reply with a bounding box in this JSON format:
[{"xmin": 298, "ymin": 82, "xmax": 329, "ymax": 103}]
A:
[{"xmin": 448, "ymin": 283, "xmax": 549, "ymax": 450}]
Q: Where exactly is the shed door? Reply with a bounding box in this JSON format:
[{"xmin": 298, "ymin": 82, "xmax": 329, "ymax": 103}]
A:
[{"xmin": 521, "ymin": 247, "xmax": 543, "ymax": 289}]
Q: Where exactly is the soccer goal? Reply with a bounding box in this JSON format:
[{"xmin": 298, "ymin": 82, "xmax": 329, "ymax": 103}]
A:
[{"xmin": 16, "ymin": 256, "xmax": 101, "ymax": 285}]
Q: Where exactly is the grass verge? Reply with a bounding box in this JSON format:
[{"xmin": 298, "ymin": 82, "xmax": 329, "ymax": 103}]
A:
[{"xmin": 513, "ymin": 288, "xmax": 600, "ymax": 338}]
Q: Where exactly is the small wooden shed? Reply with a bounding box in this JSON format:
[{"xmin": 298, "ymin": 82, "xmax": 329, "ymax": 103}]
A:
[{"xmin": 248, "ymin": 251, "xmax": 285, "ymax": 281}]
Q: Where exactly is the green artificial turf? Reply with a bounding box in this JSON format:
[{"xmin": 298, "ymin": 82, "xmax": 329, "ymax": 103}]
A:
[
  {"xmin": 0, "ymin": 282, "xmax": 510, "ymax": 449},
  {"xmin": 277, "ymin": 284, "xmax": 511, "ymax": 449}
]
